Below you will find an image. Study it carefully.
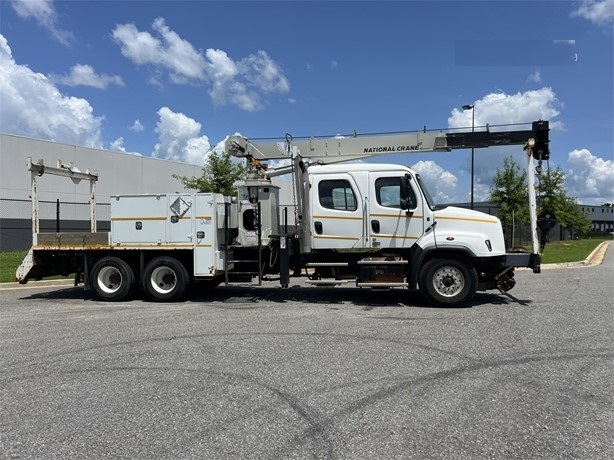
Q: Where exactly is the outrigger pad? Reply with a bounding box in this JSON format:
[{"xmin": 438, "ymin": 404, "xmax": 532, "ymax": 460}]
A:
[
  {"xmin": 537, "ymin": 208, "xmax": 557, "ymax": 234},
  {"xmin": 537, "ymin": 208, "xmax": 557, "ymax": 253}
]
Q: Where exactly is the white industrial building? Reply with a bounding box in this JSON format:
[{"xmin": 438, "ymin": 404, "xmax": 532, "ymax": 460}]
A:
[
  {"xmin": 0, "ymin": 133, "xmax": 203, "ymax": 250},
  {"xmin": 0, "ymin": 133, "xmax": 297, "ymax": 251}
]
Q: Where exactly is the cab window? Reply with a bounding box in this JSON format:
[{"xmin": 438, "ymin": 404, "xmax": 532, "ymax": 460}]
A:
[
  {"xmin": 375, "ymin": 177, "xmax": 416, "ymax": 209},
  {"xmin": 318, "ymin": 180, "xmax": 357, "ymax": 211}
]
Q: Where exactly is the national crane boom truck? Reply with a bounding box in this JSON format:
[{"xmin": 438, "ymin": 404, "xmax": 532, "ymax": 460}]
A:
[{"xmin": 16, "ymin": 120, "xmax": 552, "ymax": 307}]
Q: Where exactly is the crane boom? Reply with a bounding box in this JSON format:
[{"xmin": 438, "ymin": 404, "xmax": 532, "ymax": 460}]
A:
[{"xmin": 225, "ymin": 120, "xmax": 550, "ymax": 169}]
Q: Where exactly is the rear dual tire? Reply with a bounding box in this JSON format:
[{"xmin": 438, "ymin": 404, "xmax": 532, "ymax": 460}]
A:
[
  {"xmin": 142, "ymin": 257, "xmax": 189, "ymax": 302},
  {"xmin": 90, "ymin": 257, "xmax": 135, "ymax": 301}
]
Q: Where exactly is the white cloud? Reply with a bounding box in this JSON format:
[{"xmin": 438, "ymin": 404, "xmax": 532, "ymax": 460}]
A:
[
  {"xmin": 527, "ymin": 69, "xmax": 542, "ymax": 84},
  {"xmin": 207, "ymin": 49, "xmax": 289, "ymax": 111},
  {"xmin": 571, "ymin": 0, "xmax": 614, "ymax": 25},
  {"xmin": 112, "ymin": 18, "xmax": 206, "ymax": 81},
  {"xmin": 448, "ymin": 87, "xmax": 563, "ymax": 132},
  {"xmin": 205, "ymin": 49, "xmax": 238, "ymax": 81},
  {"xmin": 205, "ymin": 48, "xmax": 240, "ymax": 106},
  {"xmin": 152, "ymin": 107, "xmax": 211, "ymax": 164},
  {"xmin": 444, "ymin": 88, "xmax": 612, "ymax": 204},
  {"xmin": 566, "ymin": 148, "xmax": 614, "ymax": 203},
  {"xmin": 241, "ymin": 50, "xmax": 290, "ymax": 93},
  {"xmin": 49, "ymin": 64, "xmax": 124, "ymax": 89},
  {"xmin": 205, "ymin": 48, "xmax": 290, "ymax": 111},
  {"xmin": 109, "ymin": 137, "xmax": 126, "ymax": 152},
  {"xmin": 10, "ymin": 0, "xmax": 73, "ymax": 45},
  {"xmin": 0, "ymin": 34, "xmax": 103, "ymax": 147},
  {"xmin": 213, "ymin": 137, "xmax": 228, "ymax": 154},
  {"xmin": 446, "ymin": 87, "xmax": 565, "ymax": 203},
  {"xmin": 112, "ymin": 18, "xmax": 290, "ymax": 111},
  {"xmin": 109, "ymin": 137, "xmax": 142, "ymax": 156},
  {"xmin": 130, "ymin": 119, "xmax": 145, "ymax": 132},
  {"xmin": 411, "ymin": 160, "xmax": 459, "ymax": 203}
]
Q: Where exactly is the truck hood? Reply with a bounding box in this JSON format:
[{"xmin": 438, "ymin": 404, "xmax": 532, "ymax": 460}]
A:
[
  {"xmin": 433, "ymin": 206, "xmax": 501, "ymax": 226},
  {"xmin": 428, "ymin": 206, "xmax": 506, "ymax": 256}
]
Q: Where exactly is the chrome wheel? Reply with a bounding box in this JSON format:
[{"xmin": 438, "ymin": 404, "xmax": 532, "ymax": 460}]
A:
[
  {"xmin": 419, "ymin": 258, "xmax": 478, "ymax": 307},
  {"xmin": 431, "ymin": 265, "xmax": 465, "ymax": 298}
]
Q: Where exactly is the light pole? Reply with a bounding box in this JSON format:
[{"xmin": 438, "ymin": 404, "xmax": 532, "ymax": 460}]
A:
[{"xmin": 462, "ymin": 104, "xmax": 475, "ymax": 209}]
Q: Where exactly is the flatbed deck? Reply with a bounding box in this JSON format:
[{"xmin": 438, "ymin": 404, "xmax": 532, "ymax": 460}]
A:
[{"xmin": 34, "ymin": 232, "xmax": 110, "ymax": 249}]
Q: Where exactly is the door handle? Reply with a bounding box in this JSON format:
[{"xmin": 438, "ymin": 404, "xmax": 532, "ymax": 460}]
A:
[
  {"xmin": 314, "ymin": 221, "xmax": 323, "ymax": 234},
  {"xmin": 371, "ymin": 220, "xmax": 380, "ymax": 233}
]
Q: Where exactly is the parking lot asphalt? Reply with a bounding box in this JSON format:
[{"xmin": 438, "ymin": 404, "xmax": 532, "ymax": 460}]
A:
[{"xmin": 1, "ymin": 242, "xmax": 612, "ymax": 459}]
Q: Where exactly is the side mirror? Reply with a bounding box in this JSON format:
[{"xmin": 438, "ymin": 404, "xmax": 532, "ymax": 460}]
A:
[{"xmin": 400, "ymin": 174, "xmax": 413, "ymax": 213}]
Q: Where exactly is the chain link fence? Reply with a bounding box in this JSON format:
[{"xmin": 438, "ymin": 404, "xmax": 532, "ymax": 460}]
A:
[{"xmin": 0, "ymin": 198, "xmax": 111, "ymax": 251}]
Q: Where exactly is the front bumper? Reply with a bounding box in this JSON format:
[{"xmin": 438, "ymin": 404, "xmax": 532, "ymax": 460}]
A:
[{"xmin": 505, "ymin": 252, "xmax": 541, "ymax": 273}]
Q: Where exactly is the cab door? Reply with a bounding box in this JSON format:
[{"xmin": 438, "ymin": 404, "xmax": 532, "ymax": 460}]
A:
[
  {"xmin": 368, "ymin": 172, "xmax": 424, "ymax": 249},
  {"xmin": 310, "ymin": 174, "xmax": 367, "ymax": 249}
]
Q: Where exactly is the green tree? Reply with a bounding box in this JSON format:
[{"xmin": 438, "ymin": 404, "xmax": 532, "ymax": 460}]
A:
[
  {"xmin": 173, "ymin": 150, "xmax": 244, "ymax": 196},
  {"xmin": 537, "ymin": 166, "xmax": 592, "ymax": 238},
  {"xmin": 488, "ymin": 156, "xmax": 530, "ymax": 247}
]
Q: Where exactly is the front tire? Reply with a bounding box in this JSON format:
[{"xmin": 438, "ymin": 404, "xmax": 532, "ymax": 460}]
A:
[
  {"xmin": 90, "ymin": 256, "xmax": 135, "ymax": 301},
  {"xmin": 419, "ymin": 258, "xmax": 478, "ymax": 307},
  {"xmin": 142, "ymin": 257, "xmax": 189, "ymax": 302}
]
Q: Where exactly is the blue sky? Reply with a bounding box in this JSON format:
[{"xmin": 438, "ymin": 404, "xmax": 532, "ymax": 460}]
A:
[{"xmin": 1, "ymin": 0, "xmax": 612, "ymax": 204}]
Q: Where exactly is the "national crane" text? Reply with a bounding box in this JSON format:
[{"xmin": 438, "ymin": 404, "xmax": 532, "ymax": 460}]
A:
[{"xmin": 363, "ymin": 145, "xmax": 420, "ymax": 153}]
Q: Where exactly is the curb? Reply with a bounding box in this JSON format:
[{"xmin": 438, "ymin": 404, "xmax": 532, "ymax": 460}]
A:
[
  {"xmin": 540, "ymin": 240, "xmax": 609, "ymax": 269},
  {"xmin": 0, "ymin": 278, "xmax": 76, "ymax": 290}
]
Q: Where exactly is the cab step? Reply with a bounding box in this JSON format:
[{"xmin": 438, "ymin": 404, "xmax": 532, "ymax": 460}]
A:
[{"xmin": 305, "ymin": 279, "xmax": 350, "ymax": 286}]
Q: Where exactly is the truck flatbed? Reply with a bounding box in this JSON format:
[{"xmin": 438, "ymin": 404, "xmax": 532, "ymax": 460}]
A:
[{"xmin": 34, "ymin": 232, "xmax": 110, "ymax": 249}]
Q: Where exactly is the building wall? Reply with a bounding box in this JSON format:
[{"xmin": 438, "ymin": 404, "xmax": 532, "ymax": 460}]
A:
[
  {"xmin": 580, "ymin": 204, "xmax": 614, "ymax": 233},
  {"xmin": 1, "ymin": 134, "xmax": 203, "ymax": 250}
]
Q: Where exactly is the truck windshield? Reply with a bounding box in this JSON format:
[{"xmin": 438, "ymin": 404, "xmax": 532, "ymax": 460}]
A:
[{"xmin": 415, "ymin": 174, "xmax": 437, "ymax": 211}]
